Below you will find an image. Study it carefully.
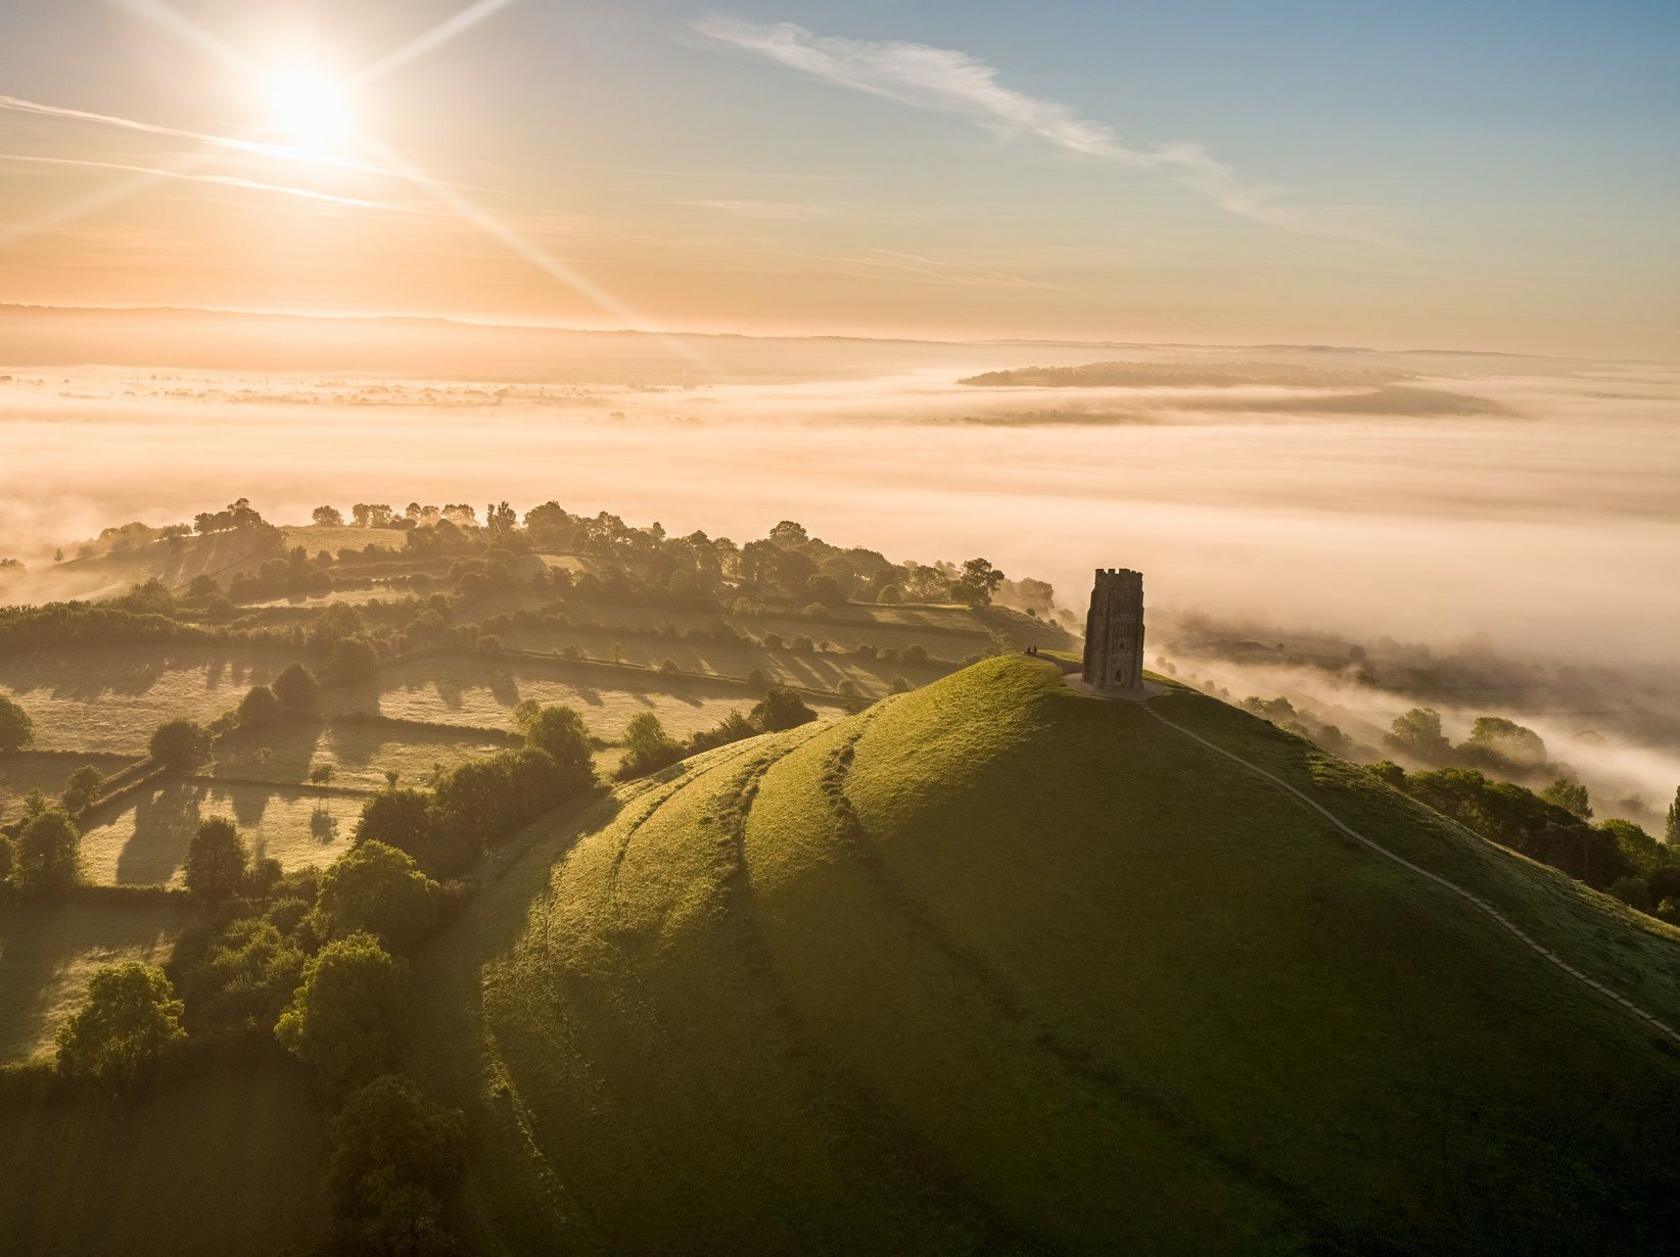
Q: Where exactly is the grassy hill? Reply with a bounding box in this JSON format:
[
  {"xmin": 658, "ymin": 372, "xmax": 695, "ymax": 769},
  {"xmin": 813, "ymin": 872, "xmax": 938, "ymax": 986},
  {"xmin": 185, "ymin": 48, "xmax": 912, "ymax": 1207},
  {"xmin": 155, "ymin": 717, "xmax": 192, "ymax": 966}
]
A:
[{"xmin": 414, "ymin": 654, "xmax": 1680, "ymax": 1256}]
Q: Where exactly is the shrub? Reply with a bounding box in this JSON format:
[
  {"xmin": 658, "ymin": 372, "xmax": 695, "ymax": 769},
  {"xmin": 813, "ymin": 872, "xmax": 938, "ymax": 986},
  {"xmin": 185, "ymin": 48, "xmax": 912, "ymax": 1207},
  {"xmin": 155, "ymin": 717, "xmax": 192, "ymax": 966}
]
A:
[
  {"xmin": 150, "ymin": 718, "xmax": 212, "ymax": 768},
  {"xmin": 0, "ymin": 694, "xmax": 32, "ymax": 752},
  {"xmin": 618, "ymin": 713, "xmax": 683, "ymax": 780},
  {"xmin": 272, "ymin": 662, "xmax": 321, "ymax": 710},
  {"xmin": 56, "ymin": 962, "xmax": 185, "ymax": 1090},
  {"xmin": 744, "ymin": 667, "xmax": 770, "ymax": 691},
  {"xmin": 311, "ymin": 842, "xmax": 442, "ymax": 950},
  {"xmin": 236, "ymin": 684, "xmax": 283, "ymax": 728},
  {"xmin": 658, "ymin": 657, "xmax": 680, "ymax": 676},
  {"xmin": 184, "ymin": 816, "xmax": 249, "ymax": 903},
  {"xmin": 276, "ymin": 932, "xmax": 410, "ymax": 1089},
  {"xmin": 328, "ymin": 1075, "xmax": 466, "ymax": 1256},
  {"xmin": 13, "ymin": 807, "xmax": 80, "ymax": 895},
  {"xmin": 751, "ymin": 687, "xmax": 817, "ymax": 733}
]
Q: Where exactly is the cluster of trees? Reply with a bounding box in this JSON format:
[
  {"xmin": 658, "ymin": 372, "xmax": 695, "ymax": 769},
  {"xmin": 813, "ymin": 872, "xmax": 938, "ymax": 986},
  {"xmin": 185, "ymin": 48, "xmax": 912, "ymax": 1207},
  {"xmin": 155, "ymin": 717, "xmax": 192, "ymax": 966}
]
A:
[
  {"xmin": 1368, "ymin": 760, "xmax": 1680, "ymax": 919},
  {"xmin": 619, "ymin": 686, "xmax": 819, "ymax": 780},
  {"xmin": 353, "ymin": 701, "xmax": 598, "ymax": 878},
  {"xmin": 1385, "ymin": 707, "xmax": 1558, "ymax": 776},
  {"xmin": 234, "ymin": 662, "xmax": 323, "ymax": 729},
  {"xmin": 192, "ymin": 497, "xmax": 271, "ymax": 535}
]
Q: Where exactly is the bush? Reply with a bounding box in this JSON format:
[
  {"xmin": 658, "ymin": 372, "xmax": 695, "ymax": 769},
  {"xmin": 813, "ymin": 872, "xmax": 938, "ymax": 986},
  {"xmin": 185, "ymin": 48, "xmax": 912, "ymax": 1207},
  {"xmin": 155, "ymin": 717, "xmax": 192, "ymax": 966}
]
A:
[
  {"xmin": 236, "ymin": 684, "xmax": 283, "ymax": 728},
  {"xmin": 276, "ymin": 933, "xmax": 410, "ymax": 1089},
  {"xmin": 751, "ymin": 687, "xmax": 817, "ymax": 733},
  {"xmin": 0, "ymin": 694, "xmax": 32, "ymax": 752},
  {"xmin": 311, "ymin": 842, "xmax": 442, "ymax": 950},
  {"xmin": 13, "ymin": 807, "xmax": 80, "ymax": 895},
  {"xmin": 150, "ymin": 718, "xmax": 212, "ymax": 768},
  {"xmin": 56, "ymin": 962, "xmax": 185, "ymax": 1091},
  {"xmin": 617, "ymin": 713, "xmax": 683, "ymax": 780},
  {"xmin": 272, "ymin": 662, "xmax": 321, "ymax": 710},
  {"xmin": 184, "ymin": 816, "xmax": 249, "ymax": 903}
]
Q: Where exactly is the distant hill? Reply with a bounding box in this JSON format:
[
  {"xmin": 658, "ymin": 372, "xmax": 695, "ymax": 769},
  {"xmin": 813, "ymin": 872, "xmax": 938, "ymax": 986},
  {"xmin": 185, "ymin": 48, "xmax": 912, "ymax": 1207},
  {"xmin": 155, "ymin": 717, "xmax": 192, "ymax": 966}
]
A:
[{"xmin": 413, "ymin": 655, "xmax": 1680, "ymax": 1255}]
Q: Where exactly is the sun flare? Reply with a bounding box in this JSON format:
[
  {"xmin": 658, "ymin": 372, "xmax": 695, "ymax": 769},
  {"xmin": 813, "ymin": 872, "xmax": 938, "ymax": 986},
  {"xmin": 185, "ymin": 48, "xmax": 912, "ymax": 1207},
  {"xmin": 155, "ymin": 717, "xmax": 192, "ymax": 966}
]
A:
[{"xmin": 264, "ymin": 64, "xmax": 353, "ymax": 156}]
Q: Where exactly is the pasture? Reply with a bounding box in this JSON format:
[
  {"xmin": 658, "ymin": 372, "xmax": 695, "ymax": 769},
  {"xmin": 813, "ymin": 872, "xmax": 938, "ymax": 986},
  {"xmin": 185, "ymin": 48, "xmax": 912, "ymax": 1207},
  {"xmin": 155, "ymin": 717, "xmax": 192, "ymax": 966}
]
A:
[
  {"xmin": 211, "ymin": 718, "xmax": 511, "ymax": 791},
  {"xmin": 0, "ymin": 898, "xmax": 188, "ymax": 1064},
  {"xmin": 1, "ymin": 751, "xmax": 135, "ymax": 816},
  {"xmin": 0, "ymin": 644, "xmax": 298, "ymax": 755},
  {"xmin": 77, "ymin": 781, "xmax": 364, "ymax": 886}
]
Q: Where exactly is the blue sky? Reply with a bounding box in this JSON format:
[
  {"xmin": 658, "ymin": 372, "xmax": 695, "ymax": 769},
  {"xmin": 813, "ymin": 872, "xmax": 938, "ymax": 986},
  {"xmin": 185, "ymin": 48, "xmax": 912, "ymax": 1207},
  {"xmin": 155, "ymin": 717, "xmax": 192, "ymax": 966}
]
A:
[{"xmin": 1, "ymin": 0, "xmax": 1675, "ymax": 355}]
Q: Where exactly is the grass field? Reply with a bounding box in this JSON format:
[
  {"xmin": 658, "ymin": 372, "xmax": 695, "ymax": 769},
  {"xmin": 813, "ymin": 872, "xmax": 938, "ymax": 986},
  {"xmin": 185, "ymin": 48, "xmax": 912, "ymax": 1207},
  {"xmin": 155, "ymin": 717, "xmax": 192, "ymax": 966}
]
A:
[
  {"xmin": 0, "ymin": 1061, "xmax": 327, "ymax": 1257},
  {"xmin": 413, "ymin": 655, "xmax": 1680, "ymax": 1256},
  {"xmin": 0, "ymin": 899, "xmax": 188, "ymax": 1063},
  {"xmin": 1, "ymin": 751, "xmax": 136, "ymax": 817},
  {"xmin": 78, "ymin": 781, "xmax": 364, "ymax": 885},
  {"xmin": 0, "ymin": 644, "xmax": 299, "ymax": 754},
  {"xmin": 563, "ymin": 600, "xmax": 993, "ymax": 656},
  {"xmin": 502, "ymin": 624, "xmax": 947, "ymax": 695},
  {"xmin": 278, "ymin": 524, "xmax": 407, "ymax": 553},
  {"xmin": 24, "ymin": 529, "xmax": 276, "ymax": 602},
  {"xmin": 335, "ymin": 654, "xmax": 838, "ymax": 741},
  {"xmin": 211, "ymin": 719, "xmax": 510, "ymax": 791}
]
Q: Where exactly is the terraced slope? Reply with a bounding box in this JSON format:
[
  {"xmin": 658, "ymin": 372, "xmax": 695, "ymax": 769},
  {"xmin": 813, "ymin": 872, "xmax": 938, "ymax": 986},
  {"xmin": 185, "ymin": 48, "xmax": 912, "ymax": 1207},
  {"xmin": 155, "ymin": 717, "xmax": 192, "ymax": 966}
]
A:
[{"xmin": 415, "ymin": 656, "xmax": 1680, "ymax": 1256}]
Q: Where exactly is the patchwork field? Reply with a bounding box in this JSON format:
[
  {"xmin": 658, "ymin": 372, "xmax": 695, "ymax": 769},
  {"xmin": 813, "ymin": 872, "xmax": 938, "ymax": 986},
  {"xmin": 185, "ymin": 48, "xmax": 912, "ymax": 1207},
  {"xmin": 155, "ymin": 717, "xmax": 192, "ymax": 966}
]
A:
[
  {"xmin": 77, "ymin": 781, "xmax": 364, "ymax": 886},
  {"xmin": 278, "ymin": 524, "xmax": 406, "ymax": 553},
  {"xmin": 1, "ymin": 751, "xmax": 135, "ymax": 816},
  {"xmin": 332, "ymin": 655, "xmax": 836, "ymax": 740},
  {"xmin": 211, "ymin": 719, "xmax": 512, "ymax": 791},
  {"xmin": 0, "ymin": 645, "xmax": 298, "ymax": 755},
  {"xmin": 0, "ymin": 899, "xmax": 188, "ymax": 1064},
  {"xmin": 563, "ymin": 601, "xmax": 994, "ymax": 656}
]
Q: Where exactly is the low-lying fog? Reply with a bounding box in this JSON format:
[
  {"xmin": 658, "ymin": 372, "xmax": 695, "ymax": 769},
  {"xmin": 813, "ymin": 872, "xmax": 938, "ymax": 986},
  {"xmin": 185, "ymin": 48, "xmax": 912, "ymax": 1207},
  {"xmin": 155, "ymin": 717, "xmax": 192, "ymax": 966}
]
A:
[{"xmin": 2, "ymin": 328, "xmax": 1676, "ymax": 818}]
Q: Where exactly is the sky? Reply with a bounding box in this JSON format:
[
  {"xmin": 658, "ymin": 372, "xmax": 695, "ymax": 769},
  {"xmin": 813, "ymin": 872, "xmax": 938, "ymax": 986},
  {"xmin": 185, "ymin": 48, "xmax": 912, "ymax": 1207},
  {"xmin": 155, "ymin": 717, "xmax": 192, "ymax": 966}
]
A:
[{"xmin": 1, "ymin": 0, "xmax": 1676, "ymax": 357}]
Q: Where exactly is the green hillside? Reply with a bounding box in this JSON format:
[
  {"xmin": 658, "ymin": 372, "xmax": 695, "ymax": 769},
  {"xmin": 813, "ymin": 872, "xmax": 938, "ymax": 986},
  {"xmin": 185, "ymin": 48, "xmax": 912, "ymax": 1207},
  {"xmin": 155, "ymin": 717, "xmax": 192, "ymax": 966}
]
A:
[{"xmin": 413, "ymin": 655, "xmax": 1680, "ymax": 1256}]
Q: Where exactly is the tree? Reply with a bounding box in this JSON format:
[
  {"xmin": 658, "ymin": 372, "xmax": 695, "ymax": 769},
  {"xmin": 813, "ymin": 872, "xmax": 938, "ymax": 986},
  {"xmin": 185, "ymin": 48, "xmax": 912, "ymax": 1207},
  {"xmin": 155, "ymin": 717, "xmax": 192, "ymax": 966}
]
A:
[
  {"xmin": 328, "ymin": 1075, "xmax": 466, "ymax": 1255},
  {"xmin": 0, "ymin": 694, "xmax": 32, "ymax": 752},
  {"xmin": 768, "ymin": 520, "xmax": 809, "ymax": 547},
  {"xmin": 55, "ymin": 961, "xmax": 185, "ymax": 1090},
  {"xmin": 354, "ymin": 788, "xmax": 447, "ymax": 874},
  {"xmin": 275, "ymin": 933, "xmax": 410, "ymax": 1089},
  {"xmin": 1540, "ymin": 778, "xmax": 1592, "ymax": 821},
  {"xmin": 184, "ymin": 816, "xmax": 249, "ymax": 903},
  {"xmin": 750, "ymin": 686, "xmax": 817, "ymax": 733},
  {"xmin": 1385, "ymin": 707, "xmax": 1452, "ymax": 762},
  {"xmin": 149, "ymin": 719, "xmax": 212, "ymax": 768},
  {"xmin": 329, "ymin": 635, "xmax": 380, "ymax": 682},
  {"xmin": 313, "ymin": 505, "xmax": 345, "ymax": 527},
  {"xmin": 521, "ymin": 705, "xmax": 597, "ymax": 795},
  {"xmin": 237, "ymin": 684, "xmax": 283, "ymax": 727},
  {"xmin": 618, "ymin": 712, "xmax": 682, "ymax": 779},
  {"xmin": 272, "ymin": 662, "xmax": 321, "ymax": 711},
  {"xmin": 61, "ymin": 764, "xmax": 104, "ymax": 814},
  {"xmin": 311, "ymin": 842, "xmax": 441, "ymax": 949},
  {"xmin": 1667, "ymin": 786, "xmax": 1680, "ymax": 846},
  {"xmin": 951, "ymin": 557, "xmax": 1006, "ymax": 607},
  {"xmin": 1462, "ymin": 716, "xmax": 1547, "ymax": 771},
  {"xmin": 14, "ymin": 807, "xmax": 80, "ymax": 895}
]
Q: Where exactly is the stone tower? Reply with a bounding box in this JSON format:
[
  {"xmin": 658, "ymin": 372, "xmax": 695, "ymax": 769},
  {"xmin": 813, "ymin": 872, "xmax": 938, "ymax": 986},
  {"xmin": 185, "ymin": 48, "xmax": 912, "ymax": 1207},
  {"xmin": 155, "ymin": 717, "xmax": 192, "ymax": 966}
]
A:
[{"xmin": 1082, "ymin": 568, "xmax": 1146, "ymax": 693}]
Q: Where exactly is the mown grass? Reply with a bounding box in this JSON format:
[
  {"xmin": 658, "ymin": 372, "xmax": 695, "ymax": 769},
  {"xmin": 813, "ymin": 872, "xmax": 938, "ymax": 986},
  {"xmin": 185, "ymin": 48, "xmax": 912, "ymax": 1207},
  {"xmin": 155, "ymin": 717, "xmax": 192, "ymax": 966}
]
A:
[
  {"xmin": 0, "ymin": 899, "xmax": 188, "ymax": 1063},
  {"xmin": 0, "ymin": 1061, "xmax": 327, "ymax": 1257},
  {"xmin": 78, "ymin": 780, "xmax": 363, "ymax": 885},
  {"xmin": 417, "ymin": 654, "xmax": 1680, "ymax": 1256},
  {"xmin": 0, "ymin": 644, "xmax": 297, "ymax": 754},
  {"xmin": 210, "ymin": 719, "xmax": 510, "ymax": 791}
]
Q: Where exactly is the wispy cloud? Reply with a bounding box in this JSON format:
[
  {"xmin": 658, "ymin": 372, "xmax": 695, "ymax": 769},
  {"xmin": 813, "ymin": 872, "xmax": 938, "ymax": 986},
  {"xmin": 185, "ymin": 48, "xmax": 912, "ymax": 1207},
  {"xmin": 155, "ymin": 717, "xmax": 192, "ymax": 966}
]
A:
[
  {"xmin": 682, "ymin": 198, "xmax": 837, "ymax": 221},
  {"xmin": 694, "ymin": 16, "xmax": 1389, "ymax": 244}
]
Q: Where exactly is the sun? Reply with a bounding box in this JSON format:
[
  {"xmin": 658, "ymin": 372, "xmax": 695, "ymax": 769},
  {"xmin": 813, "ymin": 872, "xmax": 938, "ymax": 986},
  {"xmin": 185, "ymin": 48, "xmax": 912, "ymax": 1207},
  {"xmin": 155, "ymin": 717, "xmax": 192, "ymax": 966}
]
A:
[{"xmin": 264, "ymin": 64, "xmax": 354, "ymax": 157}]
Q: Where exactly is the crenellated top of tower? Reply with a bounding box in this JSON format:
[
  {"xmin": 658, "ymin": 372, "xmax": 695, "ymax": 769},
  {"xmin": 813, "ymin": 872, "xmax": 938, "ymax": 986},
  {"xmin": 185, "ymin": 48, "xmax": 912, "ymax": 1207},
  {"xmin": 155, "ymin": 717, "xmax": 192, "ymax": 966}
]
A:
[{"xmin": 1092, "ymin": 567, "xmax": 1143, "ymax": 591}]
